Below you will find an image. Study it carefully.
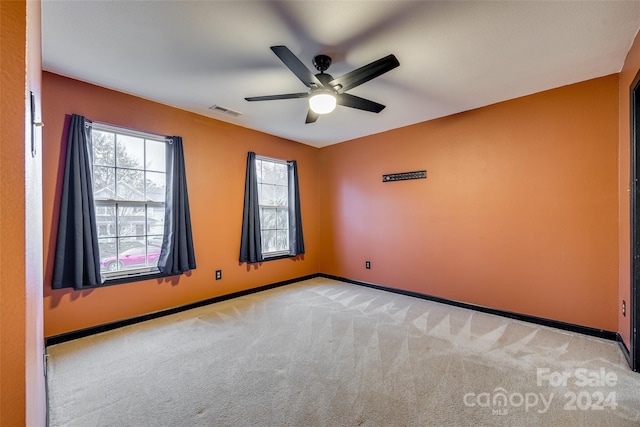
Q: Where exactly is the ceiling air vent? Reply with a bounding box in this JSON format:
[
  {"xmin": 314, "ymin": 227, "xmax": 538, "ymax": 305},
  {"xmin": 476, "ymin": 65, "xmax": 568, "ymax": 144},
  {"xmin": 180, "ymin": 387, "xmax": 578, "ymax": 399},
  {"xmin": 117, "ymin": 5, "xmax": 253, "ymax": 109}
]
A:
[{"xmin": 209, "ymin": 104, "xmax": 242, "ymax": 118}]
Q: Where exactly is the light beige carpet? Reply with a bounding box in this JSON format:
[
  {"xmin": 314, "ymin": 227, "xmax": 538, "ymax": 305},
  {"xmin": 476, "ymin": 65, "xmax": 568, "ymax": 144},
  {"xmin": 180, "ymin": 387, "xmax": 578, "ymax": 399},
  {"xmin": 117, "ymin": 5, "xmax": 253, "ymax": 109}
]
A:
[{"xmin": 47, "ymin": 278, "xmax": 640, "ymax": 426}]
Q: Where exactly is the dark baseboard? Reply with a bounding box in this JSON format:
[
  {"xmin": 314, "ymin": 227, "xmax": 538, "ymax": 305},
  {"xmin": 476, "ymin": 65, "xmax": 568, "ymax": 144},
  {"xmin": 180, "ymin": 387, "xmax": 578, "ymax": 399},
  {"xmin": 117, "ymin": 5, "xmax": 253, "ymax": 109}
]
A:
[
  {"xmin": 319, "ymin": 273, "xmax": 618, "ymax": 342},
  {"xmin": 46, "ymin": 272, "xmax": 619, "ymax": 347},
  {"xmin": 45, "ymin": 273, "xmax": 321, "ymax": 346}
]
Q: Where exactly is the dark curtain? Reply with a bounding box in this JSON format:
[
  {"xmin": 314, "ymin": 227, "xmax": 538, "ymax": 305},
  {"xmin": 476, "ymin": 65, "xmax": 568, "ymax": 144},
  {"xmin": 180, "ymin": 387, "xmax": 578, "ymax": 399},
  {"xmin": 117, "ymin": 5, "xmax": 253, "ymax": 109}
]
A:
[
  {"xmin": 52, "ymin": 114, "xmax": 103, "ymax": 289},
  {"xmin": 288, "ymin": 160, "xmax": 305, "ymax": 256},
  {"xmin": 158, "ymin": 136, "xmax": 196, "ymax": 275},
  {"xmin": 239, "ymin": 152, "xmax": 263, "ymax": 263}
]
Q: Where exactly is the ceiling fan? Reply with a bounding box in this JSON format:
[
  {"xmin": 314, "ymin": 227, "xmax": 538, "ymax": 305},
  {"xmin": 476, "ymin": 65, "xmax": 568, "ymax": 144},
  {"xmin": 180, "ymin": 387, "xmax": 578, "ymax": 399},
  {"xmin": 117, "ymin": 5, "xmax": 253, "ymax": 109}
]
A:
[{"xmin": 245, "ymin": 45, "xmax": 400, "ymax": 123}]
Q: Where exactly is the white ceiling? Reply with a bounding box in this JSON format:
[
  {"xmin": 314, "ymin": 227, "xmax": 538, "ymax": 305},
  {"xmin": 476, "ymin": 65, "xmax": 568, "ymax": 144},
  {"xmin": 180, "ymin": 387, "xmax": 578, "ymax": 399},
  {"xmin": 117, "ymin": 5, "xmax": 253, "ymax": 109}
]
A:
[{"xmin": 42, "ymin": 1, "xmax": 640, "ymax": 148}]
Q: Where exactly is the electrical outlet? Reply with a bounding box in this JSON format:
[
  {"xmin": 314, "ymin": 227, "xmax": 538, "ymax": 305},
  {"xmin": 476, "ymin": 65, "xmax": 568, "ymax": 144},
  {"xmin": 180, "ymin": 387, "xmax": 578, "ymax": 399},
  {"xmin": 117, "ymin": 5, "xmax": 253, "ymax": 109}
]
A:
[
  {"xmin": 365, "ymin": 261, "xmax": 371, "ymax": 269},
  {"xmin": 215, "ymin": 270, "xmax": 222, "ymax": 280},
  {"xmin": 623, "ymin": 300, "xmax": 626, "ymax": 317}
]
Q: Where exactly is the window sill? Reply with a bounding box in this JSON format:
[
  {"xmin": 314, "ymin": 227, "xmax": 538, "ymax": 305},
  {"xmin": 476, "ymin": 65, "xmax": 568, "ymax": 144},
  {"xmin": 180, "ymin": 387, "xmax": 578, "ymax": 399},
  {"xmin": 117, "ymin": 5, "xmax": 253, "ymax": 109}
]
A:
[
  {"xmin": 104, "ymin": 271, "xmax": 162, "ymax": 285},
  {"xmin": 96, "ymin": 270, "xmax": 181, "ymax": 288},
  {"xmin": 53, "ymin": 270, "xmax": 184, "ymax": 291},
  {"xmin": 261, "ymin": 253, "xmax": 297, "ymax": 262}
]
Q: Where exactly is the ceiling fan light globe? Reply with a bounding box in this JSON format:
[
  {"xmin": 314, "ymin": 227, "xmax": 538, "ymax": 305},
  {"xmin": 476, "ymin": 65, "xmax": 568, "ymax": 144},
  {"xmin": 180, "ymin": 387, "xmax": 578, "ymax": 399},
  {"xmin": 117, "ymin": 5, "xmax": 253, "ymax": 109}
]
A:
[{"xmin": 309, "ymin": 93, "xmax": 336, "ymax": 115}]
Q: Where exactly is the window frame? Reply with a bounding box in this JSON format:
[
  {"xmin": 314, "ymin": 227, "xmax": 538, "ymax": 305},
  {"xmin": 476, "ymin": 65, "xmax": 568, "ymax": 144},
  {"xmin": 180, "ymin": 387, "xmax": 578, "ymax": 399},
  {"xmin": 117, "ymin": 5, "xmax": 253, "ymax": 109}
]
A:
[
  {"xmin": 255, "ymin": 155, "xmax": 292, "ymax": 259},
  {"xmin": 89, "ymin": 121, "xmax": 170, "ymax": 281}
]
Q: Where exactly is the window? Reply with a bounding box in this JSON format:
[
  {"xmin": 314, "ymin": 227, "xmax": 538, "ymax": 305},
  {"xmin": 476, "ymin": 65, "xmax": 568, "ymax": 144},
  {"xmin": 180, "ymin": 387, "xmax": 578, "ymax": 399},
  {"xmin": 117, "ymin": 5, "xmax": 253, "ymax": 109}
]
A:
[
  {"xmin": 90, "ymin": 123, "xmax": 167, "ymax": 277},
  {"xmin": 52, "ymin": 114, "xmax": 195, "ymax": 290},
  {"xmin": 239, "ymin": 151, "xmax": 304, "ymax": 264},
  {"xmin": 255, "ymin": 156, "xmax": 290, "ymax": 257}
]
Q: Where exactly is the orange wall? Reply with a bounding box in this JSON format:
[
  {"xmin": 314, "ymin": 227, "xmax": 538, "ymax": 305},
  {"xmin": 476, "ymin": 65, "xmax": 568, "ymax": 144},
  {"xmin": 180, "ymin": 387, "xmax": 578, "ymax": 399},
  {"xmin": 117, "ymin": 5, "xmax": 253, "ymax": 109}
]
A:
[
  {"xmin": 0, "ymin": 2, "xmax": 28, "ymax": 423},
  {"xmin": 318, "ymin": 75, "xmax": 619, "ymax": 331},
  {"xmin": 618, "ymin": 30, "xmax": 640, "ymax": 348},
  {"xmin": 42, "ymin": 72, "xmax": 320, "ymax": 337},
  {"xmin": 1, "ymin": 0, "xmax": 46, "ymax": 425},
  {"xmin": 43, "ymin": 73, "xmax": 621, "ymax": 337}
]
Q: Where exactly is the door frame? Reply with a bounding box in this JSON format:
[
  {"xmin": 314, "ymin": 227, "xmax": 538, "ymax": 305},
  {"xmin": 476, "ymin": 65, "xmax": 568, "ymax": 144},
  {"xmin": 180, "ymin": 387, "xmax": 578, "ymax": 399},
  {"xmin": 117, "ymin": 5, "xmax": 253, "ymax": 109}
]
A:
[{"xmin": 629, "ymin": 69, "xmax": 640, "ymax": 372}]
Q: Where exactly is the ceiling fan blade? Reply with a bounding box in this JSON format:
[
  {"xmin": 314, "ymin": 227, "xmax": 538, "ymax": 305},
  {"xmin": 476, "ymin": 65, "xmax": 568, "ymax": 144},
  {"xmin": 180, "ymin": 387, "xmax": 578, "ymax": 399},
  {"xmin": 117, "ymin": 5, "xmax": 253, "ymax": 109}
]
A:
[
  {"xmin": 337, "ymin": 93, "xmax": 386, "ymax": 113},
  {"xmin": 329, "ymin": 54, "xmax": 399, "ymax": 93},
  {"xmin": 271, "ymin": 45, "xmax": 324, "ymax": 88},
  {"xmin": 305, "ymin": 109, "xmax": 319, "ymax": 124},
  {"xmin": 245, "ymin": 93, "xmax": 309, "ymax": 102}
]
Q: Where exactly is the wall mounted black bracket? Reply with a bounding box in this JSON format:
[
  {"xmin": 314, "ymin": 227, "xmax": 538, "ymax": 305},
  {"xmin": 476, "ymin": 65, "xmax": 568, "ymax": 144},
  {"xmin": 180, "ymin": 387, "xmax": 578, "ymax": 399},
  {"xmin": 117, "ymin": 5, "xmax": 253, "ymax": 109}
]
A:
[{"xmin": 382, "ymin": 170, "xmax": 426, "ymax": 182}]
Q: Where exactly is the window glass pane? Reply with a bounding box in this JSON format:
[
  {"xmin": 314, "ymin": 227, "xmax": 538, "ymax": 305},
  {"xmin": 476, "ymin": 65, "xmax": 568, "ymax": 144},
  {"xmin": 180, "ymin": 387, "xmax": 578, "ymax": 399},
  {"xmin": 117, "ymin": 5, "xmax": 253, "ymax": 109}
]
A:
[
  {"xmin": 93, "ymin": 166, "xmax": 115, "ymax": 200},
  {"xmin": 274, "ymin": 185, "xmax": 288, "ymax": 207},
  {"xmin": 260, "ymin": 207, "xmax": 276, "ymax": 230},
  {"xmin": 116, "ymin": 134, "xmax": 144, "ymax": 169},
  {"xmin": 146, "ymin": 140, "xmax": 166, "ymax": 172},
  {"xmin": 108, "ymin": 242, "xmax": 148, "ymax": 271},
  {"xmin": 261, "ymin": 230, "xmax": 277, "ymax": 253},
  {"xmin": 119, "ymin": 237, "xmax": 146, "ymax": 252},
  {"xmin": 255, "ymin": 159, "xmax": 263, "ymax": 182},
  {"xmin": 95, "ymin": 205, "xmax": 109, "ymax": 216},
  {"xmin": 257, "ymin": 180, "xmax": 263, "ymax": 202},
  {"xmin": 262, "ymin": 160, "xmax": 276, "ymax": 184},
  {"xmin": 116, "ymin": 169, "xmax": 145, "ymax": 200},
  {"xmin": 276, "ymin": 208, "xmax": 288, "ymax": 230},
  {"xmin": 148, "ymin": 236, "xmax": 164, "ymax": 250},
  {"xmin": 105, "ymin": 238, "xmax": 147, "ymax": 271},
  {"xmin": 276, "ymin": 230, "xmax": 289, "ymax": 252},
  {"xmin": 96, "ymin": 204, "xmax": 116, "ymax": 237},
  {"xmin": 98, "ymin": 238, "xmax": 117, "ymax": 272},
  {"xmin": 118, "ymin": 205, "xmax": 145, "ymax": 236},
  {"xmin": 147, "ymin": 206, "xmax": 165, "ymax": 236},
  {"xmin": 147, "ymin": 238, "xmax": 162, "ymax": 267},
  {"xmin": 260, "ymin": 184, "xmax": 275, "ymax": 206},
  {"xmin": 128, "ymin": 246, "xmax": 145, "ymax": 256},
  {"xmin": 146, "ymin": 171, "xmax": 165, "ymax": 202},
  {"xmin": 274, "ymin": 163, "xmax": 288, "ymax": 186},
  {"xmin": 93, "ymin": 131, "xmax": 115, "ymax": 167}
]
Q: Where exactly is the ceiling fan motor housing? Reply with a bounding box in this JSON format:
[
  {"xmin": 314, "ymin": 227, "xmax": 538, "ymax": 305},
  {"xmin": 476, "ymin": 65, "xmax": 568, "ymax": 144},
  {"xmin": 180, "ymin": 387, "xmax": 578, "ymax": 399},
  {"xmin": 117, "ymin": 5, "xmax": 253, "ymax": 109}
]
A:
[{"xmin": 312, "ymin": 54, "xmax": 332, "ymax": 73}]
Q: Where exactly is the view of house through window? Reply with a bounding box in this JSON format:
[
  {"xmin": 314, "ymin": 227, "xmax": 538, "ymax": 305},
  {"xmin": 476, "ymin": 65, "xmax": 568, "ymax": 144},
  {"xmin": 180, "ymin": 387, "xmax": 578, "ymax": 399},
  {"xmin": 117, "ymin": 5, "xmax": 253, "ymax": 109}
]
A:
[
  {"xmin": 255, "ymin": 156, "xmax": 290, "ymax": 256},
  {"xmin": 91, "ymin": 124, "xmax": 166, "ymax": 276}
]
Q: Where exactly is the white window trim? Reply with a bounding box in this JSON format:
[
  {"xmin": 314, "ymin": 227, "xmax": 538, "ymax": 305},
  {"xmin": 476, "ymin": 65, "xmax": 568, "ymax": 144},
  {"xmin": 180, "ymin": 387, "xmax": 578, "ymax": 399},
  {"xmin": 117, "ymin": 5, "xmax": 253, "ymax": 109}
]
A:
[
  {"xmin": 255, "ymin": 154, "xmax": 292, "ymax": 166},
  {"xmin": 88, "ymin": 121, "xmax": 171, "ymax": 143},
  {"xmin": 255, "ymin": 155, "xmax": 291, "ymax": 258},
  {"xmin": 88, "ymin": 122, "xmax": 168, "ymax": 279}
]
